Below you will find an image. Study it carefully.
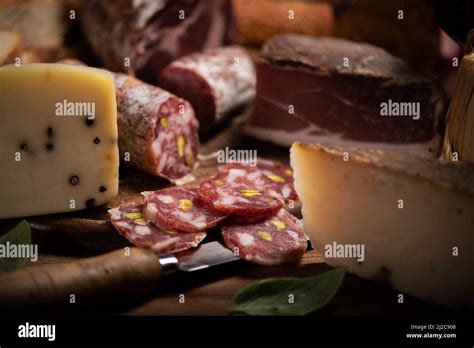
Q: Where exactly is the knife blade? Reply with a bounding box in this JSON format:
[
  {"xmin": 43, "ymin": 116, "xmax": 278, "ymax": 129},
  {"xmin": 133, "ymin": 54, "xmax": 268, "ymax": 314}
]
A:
[{"xmin": 0, "ymin": 241, "xmax": 240, "ymax": 310}]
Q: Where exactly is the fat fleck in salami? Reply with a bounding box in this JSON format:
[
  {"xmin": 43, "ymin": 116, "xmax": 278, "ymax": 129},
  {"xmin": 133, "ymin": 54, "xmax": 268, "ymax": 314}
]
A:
[
  {"xmin": 109, "ymin": 202, "xmax": 206, "ymax": 254},
  {"xmin": 219, "ymin": 158, "xmax": 298, "ymax": 204},
  {"xmin": 115, "ymin": 73, "xmax": 200, "ymax": 180},
  {"xmin": 159, "ymin": 46, "xmax": 256, "ymax": 131},
  {"xmin": 222, "ymin": 208, "xmax": 307, "ymax": 266},
  {"xmin": 198, "ymin": 167, "xmax": 282, "ymax": 217},
  {"xmin": 143, "ymin": 187, "xmax": 229, "ymax": 233}
]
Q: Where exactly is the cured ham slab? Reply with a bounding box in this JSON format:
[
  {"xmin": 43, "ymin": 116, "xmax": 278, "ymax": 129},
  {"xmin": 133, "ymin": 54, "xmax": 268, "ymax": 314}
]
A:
[{"xmin": 245, "ymin": 34, "xmax": 447, "ymax": 157}]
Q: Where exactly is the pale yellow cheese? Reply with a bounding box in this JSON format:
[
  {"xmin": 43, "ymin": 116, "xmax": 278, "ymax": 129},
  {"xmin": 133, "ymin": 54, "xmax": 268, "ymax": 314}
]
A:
[
  {"xmin": 291, "ymin": 142, "xmax": 474, "ymax": 311},
  {"xmin": 444, "ymin": 53, "xmax": 474, "ymax": 162},
  {"xmin": 0, "ymin": 63, "xmax": 119, "ymax": 218}
]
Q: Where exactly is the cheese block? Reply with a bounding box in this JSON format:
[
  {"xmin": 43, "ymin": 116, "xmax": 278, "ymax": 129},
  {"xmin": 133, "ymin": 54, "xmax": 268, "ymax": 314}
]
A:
[
  {"xmin": 291, "ymin": 142, "xmax": 474, "ymax": 311},
  {"xmin": 0, "ymin": 64, "xmax": 119, "ymax": 219},
  {"xmin": 443, "ymin": 53, "xmax": 474, "ymax": 162}
]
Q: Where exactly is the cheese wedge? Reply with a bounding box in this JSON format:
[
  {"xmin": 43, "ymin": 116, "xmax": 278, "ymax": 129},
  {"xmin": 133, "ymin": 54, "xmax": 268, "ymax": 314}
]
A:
[
  {"xmin": 444, "ymin": 53, "xmax": 474, "ymax": 162},
  {"xmin": 0, "ymin": 64, "xmax": 119, "ymax": 218},
  {"xmin": 291, "ymin": 142, "xmax": 474, "ymax": 311}
]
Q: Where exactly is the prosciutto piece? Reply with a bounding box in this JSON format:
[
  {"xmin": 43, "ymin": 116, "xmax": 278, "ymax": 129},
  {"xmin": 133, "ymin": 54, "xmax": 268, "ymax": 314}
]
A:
[{"xmin": 245, "ymin": 34, "xmax": 447, "ymax": 157}]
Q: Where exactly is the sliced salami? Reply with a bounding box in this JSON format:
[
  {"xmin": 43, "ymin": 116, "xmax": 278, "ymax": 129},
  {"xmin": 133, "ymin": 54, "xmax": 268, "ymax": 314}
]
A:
[
  {"xmin": 109, "ymin": 202, "xmax": 206, "ymax": 254},
  {"xmin": 198, "ymin": 167, "xmax": 282, "ymax": 217},
  {"xmin": 143, "ymin": 187, "xmax": 229, "ymax": 233},
  {"xmin": 219, "ymin": 159, "xmax": 298, "ymax": 204},
  {"xmin": 222, "ymin": 208, "xmax": 307, "ymax": 266}
]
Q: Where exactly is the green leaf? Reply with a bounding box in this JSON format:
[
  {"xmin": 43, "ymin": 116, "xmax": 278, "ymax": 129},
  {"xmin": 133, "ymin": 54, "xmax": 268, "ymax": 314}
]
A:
[
  {"xmin": 229, "ymin": 267, "xmax": 346, "ymax": 316},
  {"xmin": 0, "ymin": 220, "xmax": 31, "ymax": 273}
]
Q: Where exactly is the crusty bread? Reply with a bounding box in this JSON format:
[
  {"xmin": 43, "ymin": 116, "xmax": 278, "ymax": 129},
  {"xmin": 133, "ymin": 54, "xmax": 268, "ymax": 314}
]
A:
[
  {"xmin": 233, "ymin": 0, "xmax": 334, "ymax": 46},
  {"xmin": 0, "ymin": 30, "xmax": 21, "ymax": 65},
  {"xmin": 0, "ymin": 0, "xmax": 66, "ymax": 49}
]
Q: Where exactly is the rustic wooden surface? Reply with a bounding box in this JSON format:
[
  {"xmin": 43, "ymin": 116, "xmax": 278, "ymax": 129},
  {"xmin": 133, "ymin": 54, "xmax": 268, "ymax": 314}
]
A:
[{"xmin": 1, "ymin": 116, "xmax": 450, "ymax": 315}]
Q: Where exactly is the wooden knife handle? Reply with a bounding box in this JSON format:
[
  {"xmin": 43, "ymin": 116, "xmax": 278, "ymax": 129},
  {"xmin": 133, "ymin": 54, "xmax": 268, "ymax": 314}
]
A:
[{"xmin": 0, "ymin": 247, "xmax": 162, "ymax": 310}]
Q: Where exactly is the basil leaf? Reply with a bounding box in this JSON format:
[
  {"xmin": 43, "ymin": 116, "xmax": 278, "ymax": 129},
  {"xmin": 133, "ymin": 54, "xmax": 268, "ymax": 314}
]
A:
[
  {"xmin": 0, "ymin": 220, "xmax": 31, "ymax": 273},
  {"xmin": 229, "ymin": 267, "xmax": 346, "ymax": 315}
]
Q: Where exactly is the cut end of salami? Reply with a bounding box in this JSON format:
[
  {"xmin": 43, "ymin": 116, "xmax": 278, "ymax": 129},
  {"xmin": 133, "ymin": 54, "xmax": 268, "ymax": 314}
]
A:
[
  {"xmin": 222, "ymin": 209, "xmax": 307, "ymax": 266},
  {"xmin": 198, "ymin": 167, "xmax": 283, "ymax": 217},
  {"xmin": 143, "ymin": 187, "xmax": 229, "ymax": 233},
  {"xmin": 114, "ymin": 73, "xmax": 200, "ymax": 180},
  {"xmin": 159, "ymin": 46, "xmax": 256, "ymax": 131},
  {"xmin": 109, "ymin": 202, "xmax": 206, "ymax": 254}
]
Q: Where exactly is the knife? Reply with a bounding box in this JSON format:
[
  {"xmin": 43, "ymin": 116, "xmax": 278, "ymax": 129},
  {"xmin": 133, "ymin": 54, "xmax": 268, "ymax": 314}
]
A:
[{"xmin": 0, "ymin": 241, "xmax": 239, "ymax": 310}]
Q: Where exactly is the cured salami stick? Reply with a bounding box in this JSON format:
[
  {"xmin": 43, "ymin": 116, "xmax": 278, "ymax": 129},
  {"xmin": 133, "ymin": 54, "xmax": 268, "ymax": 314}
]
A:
[
  {"xmin": 115, "ymin": 73, "xmax": 199, "ymax": 180},
  {"xmin": 59, "ymin": 60, "xmax": 200, "ymax": 180},
  {"xmin": 159, "ymin": 46, "xmax": 256, "ymax": 131},
  {"xmin": 80, "ymin": 0, "xmax": 235, "ymax": 84}
]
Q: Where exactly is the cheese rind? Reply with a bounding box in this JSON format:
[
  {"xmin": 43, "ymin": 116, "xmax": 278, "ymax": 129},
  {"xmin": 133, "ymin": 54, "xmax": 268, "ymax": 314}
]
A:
[
  {"xmin": 0, "ymin": 64, "xmax": 119, "ymax": 218},
  {"xmin": 291, "ymin": 142, "xmax": 474, "ymax": 311}
]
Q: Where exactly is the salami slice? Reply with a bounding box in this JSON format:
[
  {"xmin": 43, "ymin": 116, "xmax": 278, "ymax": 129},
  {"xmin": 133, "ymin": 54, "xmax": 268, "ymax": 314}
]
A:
[
  {"xmin": 219, "ymin": 159, "xmax": 298, "ymax": 204},
  {"xmin": 198, "ymin": 167, "xmax": 282, "ymax": 217},
  {"xmin": 159, "ymin": 46, "xmax": 256, "ymax": 131},
  {"xmin": 222, "ymin": 208, "xmax": 307, "ymax": 266},
  {"xmin": 109, "ymin": 202, "xmax": 206, "ymax": 254},
  {"xmin": 143, "ymin": 187, "xmax": 229, "ymax": 233}
]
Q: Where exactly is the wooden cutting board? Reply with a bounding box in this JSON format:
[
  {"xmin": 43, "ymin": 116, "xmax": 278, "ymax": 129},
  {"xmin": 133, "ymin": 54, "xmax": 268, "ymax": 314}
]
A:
[{"xmin": 0, "ymin": 115, "xmax": 450, "ymax": 315}]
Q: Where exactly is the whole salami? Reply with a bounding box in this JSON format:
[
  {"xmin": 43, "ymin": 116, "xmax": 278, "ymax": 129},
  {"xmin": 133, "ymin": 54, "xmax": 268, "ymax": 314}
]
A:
[
  {"xmin": 221, "ymin": 209, "xmax": 307, "ymax": 266},
  {"xmin": 109, "ymin": 202, "xmax": 206, "ymax": 254},
  {"xmin": 115, "ymin": 73, "xmax": 200, "ymax": 180},
  {"xmin": 81, "ymin": 0, "xmax": 235, "ymax": 84},
  {"xmin": 143, "ymin": 187, "xmax": 229, "ymax": 233},
  {"xmin": 159, "ymin": 46, "xmax": 256, "ymax": 130},
  {"xmin": 198, "ymin": 166, "xmax": 282, "ymax": 217}
]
